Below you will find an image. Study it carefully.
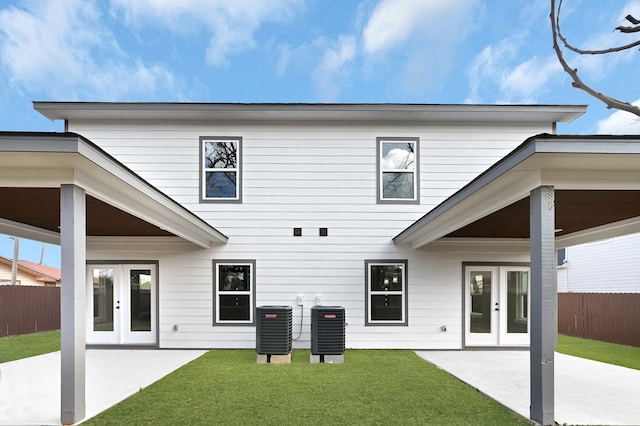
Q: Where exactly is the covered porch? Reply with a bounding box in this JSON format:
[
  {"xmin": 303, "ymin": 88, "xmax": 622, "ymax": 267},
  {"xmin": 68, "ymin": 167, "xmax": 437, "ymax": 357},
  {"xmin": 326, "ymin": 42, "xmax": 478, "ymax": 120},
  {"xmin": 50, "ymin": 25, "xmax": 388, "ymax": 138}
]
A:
[
  {"xmin": 395, "ymin": 134, "xmax": 640, "ymax": 425},
  {"xmin": 0, "ymin": 132, "xmax": 227, "ymax": 424}
]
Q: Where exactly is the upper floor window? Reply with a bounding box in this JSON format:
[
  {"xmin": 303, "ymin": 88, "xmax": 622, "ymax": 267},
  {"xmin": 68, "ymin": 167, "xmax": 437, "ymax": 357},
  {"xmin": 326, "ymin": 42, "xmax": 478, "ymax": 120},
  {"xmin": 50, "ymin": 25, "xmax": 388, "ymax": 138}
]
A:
[
  {"xmin": 200, "ymin": 136, "xmax": 242, "ymax": 202},
  {"xmin": 377, "ymin": 137, "xmax": 419, "ymax": 204}
]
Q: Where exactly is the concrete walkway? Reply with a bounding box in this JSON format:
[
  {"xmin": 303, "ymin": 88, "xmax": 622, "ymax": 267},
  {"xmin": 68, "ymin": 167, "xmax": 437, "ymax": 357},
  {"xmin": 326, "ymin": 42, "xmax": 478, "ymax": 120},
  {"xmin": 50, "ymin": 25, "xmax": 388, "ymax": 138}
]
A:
[
  {"xmin": 416, "ymin": 350, "xmax": 640, "ymax": 425},
  {"xmin": 0, "ymin": 349, "xmax": 206, "ymax": 425}
]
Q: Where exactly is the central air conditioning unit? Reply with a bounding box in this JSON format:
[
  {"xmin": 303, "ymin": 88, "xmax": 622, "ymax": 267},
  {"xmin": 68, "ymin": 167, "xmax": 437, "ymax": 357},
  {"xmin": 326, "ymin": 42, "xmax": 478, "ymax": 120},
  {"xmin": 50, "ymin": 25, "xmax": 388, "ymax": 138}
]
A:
[
  {"xmin": 311, "ymin": 306, "xmax": 345, "ymax": 363},
  {"xmin": 256, "ymin": 305, "xmax": 292, "ymax": 355}
]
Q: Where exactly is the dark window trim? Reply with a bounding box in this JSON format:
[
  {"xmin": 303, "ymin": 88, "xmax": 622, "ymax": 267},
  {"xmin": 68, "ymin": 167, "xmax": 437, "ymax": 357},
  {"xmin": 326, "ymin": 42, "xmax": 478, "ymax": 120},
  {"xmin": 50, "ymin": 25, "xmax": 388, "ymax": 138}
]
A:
[
  {"xmin": 376, "ymin": 137, "xmax": 420, "ymax": 204},
  {"xmin": 364, "ymin": 259, "xmax": 409, "ymax": 326},
  {"xmin": 213, "ymin": 259, "xmax": 256, "ymax": 326},
  {"xmin": 200, "ymin": 136, "xmax": 243, "ymax": 203}
]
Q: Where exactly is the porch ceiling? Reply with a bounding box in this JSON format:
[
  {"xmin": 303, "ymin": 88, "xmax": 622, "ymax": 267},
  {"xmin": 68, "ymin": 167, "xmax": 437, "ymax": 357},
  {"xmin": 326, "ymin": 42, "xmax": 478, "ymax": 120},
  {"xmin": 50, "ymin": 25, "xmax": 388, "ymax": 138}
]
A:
[
  {"xmin": 395, "ymin": 134, "xmax": 640, "ymax": 249},
  {"xmin": 0, "ymin": 187, "xmax": 173, "ymax": 237},
  {"xmin": 0, "ymin": 132, "xmax": 227, "ymax": 247}
]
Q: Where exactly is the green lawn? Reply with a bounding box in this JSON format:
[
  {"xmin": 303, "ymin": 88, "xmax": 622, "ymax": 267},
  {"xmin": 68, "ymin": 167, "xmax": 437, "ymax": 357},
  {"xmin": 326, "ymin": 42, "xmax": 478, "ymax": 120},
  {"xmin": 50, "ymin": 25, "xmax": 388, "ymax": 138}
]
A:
[
  {"xmin": 0, "ymin": 330, "xmax": 60, "ymax": 363},
  {"xmin": 85, "ymin": 350, "xmax": 531, "ymax": 426},
  {"xmin": 557, "ymin": 334, "xmax": 640, "ymax": 370}
]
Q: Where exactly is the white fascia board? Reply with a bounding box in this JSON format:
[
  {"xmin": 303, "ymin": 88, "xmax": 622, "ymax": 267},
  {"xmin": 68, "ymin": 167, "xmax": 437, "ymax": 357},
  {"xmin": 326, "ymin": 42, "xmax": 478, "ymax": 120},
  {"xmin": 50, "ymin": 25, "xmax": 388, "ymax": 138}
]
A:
[
  {"xmin": 0, "ymin": 218, "xmax": 61, "ymax": 244},
  {"xmin": 419, "ymin": 238, "xmax": 530, "ymax": 253},
  {"xmin": 73, "ymin": 138, "xmax": 228, "ymax": 247},
  {"xmin": 406, "ymin": 170, "xmax": 541, "ymax": 249},
  {"xmin": 73, "ymin": 165, "xmax": 226, "ymax": 248},
  {"xmin": 394, "ymin": 140, "xmax": 540, "ymax": 247},
  {"xmin": 33, "ymin": 102, "xmax": 587, "ymax": 125},
  {"xmin": 556, "ymin": 216, "xmax": 640, "ymax": 248}
]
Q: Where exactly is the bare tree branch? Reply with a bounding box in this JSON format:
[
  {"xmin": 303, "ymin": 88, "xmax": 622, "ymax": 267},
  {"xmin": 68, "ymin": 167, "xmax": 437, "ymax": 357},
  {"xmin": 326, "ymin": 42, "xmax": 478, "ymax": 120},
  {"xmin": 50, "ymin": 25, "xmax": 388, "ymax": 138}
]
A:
[
  {"xmin": 551, "ymin": 0, "xmax": 640, "ymax": 117},
  {"xmin": 616, "ymin": 14, "xmax": 640, "ymax": 32}
]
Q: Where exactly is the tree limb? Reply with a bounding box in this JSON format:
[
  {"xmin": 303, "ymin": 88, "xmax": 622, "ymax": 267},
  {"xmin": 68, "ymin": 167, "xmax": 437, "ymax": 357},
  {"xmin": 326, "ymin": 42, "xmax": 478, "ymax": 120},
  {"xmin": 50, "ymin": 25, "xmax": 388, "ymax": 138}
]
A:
[{"xmin": 550, "ymin": 0, "xmax": 640, "ymax": 118}]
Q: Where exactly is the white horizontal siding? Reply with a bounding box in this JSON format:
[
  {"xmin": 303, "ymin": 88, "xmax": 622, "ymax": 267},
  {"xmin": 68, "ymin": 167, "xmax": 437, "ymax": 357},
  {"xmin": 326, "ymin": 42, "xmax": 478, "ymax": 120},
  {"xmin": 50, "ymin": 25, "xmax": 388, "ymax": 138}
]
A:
[
  {"xmin": 78, "ymin": 119, "xmax": 549, "ymax": 349},
  {"xmin": 560, "ymin": 233, "xmax": 640, "ymax": 293}
]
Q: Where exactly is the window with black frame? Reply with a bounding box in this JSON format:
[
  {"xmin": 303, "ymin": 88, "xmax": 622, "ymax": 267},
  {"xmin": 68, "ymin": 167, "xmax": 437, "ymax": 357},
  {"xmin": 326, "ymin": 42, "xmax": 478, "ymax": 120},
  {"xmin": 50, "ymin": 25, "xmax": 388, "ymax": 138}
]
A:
[
  {"xmin": 365, "ymin": 260, "xmax": 408, "ymax": 325},
  {"xmin": 213, "ymin": 260, "xmax": 255, "ymax": 325}
]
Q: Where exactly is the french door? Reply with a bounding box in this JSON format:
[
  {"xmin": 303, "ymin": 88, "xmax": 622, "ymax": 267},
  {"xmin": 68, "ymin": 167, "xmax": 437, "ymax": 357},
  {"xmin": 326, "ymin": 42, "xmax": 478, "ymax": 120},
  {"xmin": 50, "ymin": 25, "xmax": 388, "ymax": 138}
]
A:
[
  {"xmin": 87, "ymin": 264, "xmax": 157, "ymax": 345},
  {"xmin": 465, "ymin": 265, "xmax": 529, "ymax": 346}
]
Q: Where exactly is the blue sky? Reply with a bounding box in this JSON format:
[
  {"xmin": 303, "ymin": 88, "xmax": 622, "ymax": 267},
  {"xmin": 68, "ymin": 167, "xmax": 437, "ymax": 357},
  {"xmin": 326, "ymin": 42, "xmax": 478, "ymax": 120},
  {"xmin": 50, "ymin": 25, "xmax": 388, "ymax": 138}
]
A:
[{"xmin": 1, "ymin": 0, "xmax": 640, "ymax": 267}]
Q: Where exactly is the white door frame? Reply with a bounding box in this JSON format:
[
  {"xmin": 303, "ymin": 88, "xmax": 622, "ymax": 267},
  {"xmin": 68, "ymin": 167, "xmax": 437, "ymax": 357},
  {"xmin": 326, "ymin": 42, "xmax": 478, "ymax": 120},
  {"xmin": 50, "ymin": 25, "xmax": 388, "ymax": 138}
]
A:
[
  {"xmin": 464, "ymin": 264, "xmax": 530, "ymax": 347},
  {"xmin": 86, "ymin": 263, "xmax": 157, "ymax": 345}
]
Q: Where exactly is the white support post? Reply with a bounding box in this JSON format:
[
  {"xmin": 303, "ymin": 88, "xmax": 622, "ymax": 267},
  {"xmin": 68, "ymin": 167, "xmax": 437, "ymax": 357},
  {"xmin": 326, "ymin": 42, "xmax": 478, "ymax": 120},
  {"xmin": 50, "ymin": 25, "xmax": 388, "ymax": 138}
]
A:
[
  {"xmin": 529, "ymin": 185, "xmax": 557, "ymax": 425},
  {"xmin": 60, "ymin": 184, "xmax": 86, "ymax": 424}
]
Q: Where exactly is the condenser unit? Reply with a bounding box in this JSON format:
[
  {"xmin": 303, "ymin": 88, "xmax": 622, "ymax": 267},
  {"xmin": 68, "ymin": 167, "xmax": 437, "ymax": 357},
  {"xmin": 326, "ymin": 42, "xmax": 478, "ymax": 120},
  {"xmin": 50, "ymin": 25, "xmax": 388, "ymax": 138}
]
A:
[
  {"xmin": 256, "ymin": 305, "xmax": 292, "ymax": 355},
  {"xmin": 311, "ymin": 306, "xmax": 345, "ymax": 358}
]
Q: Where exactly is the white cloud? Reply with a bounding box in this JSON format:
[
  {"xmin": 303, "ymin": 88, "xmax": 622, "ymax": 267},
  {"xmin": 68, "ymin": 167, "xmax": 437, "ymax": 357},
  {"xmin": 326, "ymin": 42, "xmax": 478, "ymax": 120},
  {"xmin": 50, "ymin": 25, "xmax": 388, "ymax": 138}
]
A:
[
  {"xmin": 466, "ymin": 33, "xmax": 563, "ymax": 103},
  {"xmin": 499, "ymin": 56, "xmax": 562, "ymax": 101},
  {"xmin": 362, "ymin": 0, "xmax": 478, "ymax": 55},
  {"xmin": 311, "ymin": 35, "xmax": 356, "ymax": 102},
  {"xmin": 110, "ymin": 0, "xmax": 303, "ymax": 67},
  {"xmin": 596, "ymin": 99, "xmax": 640, "ymax": 134},
  {"xmin": 0, "ymin": 0, "xmax": 177, "ymax": 100}
]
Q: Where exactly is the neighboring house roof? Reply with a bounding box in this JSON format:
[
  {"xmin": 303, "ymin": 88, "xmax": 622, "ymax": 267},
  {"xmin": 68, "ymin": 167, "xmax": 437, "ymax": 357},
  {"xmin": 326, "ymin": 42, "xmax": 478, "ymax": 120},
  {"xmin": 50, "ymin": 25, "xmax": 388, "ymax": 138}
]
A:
[
  {"xmin": 0, "ymin": 255, "xmax": 60, "ymax": 282},
  {"xmin": 0, "ymin": 132, "xmax": 227, "ymax": 247},
  {"xmin": 16, "ymin": 259, "xmax": 61, "ymax": 281},
  {"xmin": 394, "ymin": 134, "xmax": 640, "ymax": 249}
]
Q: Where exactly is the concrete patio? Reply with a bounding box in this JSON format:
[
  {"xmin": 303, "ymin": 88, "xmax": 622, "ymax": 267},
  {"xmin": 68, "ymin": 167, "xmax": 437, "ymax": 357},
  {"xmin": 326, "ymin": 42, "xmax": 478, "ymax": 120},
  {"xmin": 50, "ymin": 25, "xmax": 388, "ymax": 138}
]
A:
[
  {"xmin": 416, "ymin": 350, "xmax": 640, "ymax": 425},
  {"xmin": 0, "ymin": 349, "xmax": 206, "ymax": 425},
  {"xmin": 2, "ymin": 348, "xmax": 639, "ymax": 425}
]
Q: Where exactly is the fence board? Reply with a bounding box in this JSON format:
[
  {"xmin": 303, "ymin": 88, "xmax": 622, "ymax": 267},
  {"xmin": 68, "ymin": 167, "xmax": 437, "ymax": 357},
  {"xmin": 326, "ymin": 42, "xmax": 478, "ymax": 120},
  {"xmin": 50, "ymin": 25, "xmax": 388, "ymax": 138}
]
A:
[
  {"xmin": 558, "ymin": 293, "xmax": 640, "ymax": 348},
  {"xmin": 0, "ymin": 286, "xmax": 60, "ymax": 337}
]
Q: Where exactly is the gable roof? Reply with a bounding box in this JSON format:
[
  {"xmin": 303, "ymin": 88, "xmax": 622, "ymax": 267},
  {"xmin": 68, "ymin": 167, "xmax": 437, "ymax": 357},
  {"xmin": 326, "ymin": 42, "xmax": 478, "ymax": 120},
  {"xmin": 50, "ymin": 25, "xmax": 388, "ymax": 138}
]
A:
[
  {"xmin": 394, "ymin": 134, "xmax": 640, "ymax": 249},
  {"xmin": 0, "ymin": 132, "xmax": 227, "ymax": 247}
]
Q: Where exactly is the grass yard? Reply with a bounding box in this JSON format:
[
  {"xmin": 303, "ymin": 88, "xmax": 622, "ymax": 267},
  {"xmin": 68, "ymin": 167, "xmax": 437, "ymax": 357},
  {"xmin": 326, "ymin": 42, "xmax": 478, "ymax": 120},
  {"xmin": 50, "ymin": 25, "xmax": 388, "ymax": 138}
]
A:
[
  {"xmin": 0, "ymin": 330, "xmax": 60, "ymax": 363},
  {"xmin": 557, "ymin": 334, "xmax": 640, "ymax": 371},
  {"xmin": 85, "ymin": 350, "xmax": 531, "ymax": 426}
]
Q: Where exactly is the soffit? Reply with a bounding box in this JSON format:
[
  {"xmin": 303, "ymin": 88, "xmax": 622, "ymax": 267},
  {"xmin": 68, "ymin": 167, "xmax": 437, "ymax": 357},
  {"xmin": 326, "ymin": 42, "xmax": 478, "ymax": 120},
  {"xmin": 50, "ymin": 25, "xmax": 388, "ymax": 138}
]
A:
[
  {"xmin": 395, "ymin": 134, "xmax": 640, "ymax": 248},
  {"xmin": 0, "ymin": 132, "xmax": 227, "ymax": 247}
]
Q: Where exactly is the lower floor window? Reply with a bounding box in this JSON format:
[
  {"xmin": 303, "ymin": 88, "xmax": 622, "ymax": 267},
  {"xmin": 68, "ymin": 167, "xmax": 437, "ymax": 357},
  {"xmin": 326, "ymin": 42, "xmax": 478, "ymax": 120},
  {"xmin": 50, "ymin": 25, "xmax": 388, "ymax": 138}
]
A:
[
  {"xmin": 213, "ymin": 260, "xmax": 255, "ymax": 325},
  {"xmin": 365, "ymin": 259, "xmax": 408, "ymax": 325}
]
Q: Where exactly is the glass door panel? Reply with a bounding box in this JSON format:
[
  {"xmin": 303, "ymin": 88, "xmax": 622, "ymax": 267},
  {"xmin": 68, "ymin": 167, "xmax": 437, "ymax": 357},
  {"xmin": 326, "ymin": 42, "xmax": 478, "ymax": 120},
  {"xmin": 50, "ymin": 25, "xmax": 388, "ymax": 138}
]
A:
[
  {"xmin": 129, "ymin": 269, "xmax": 152, "ymax": 332},
  {"xmin": 92, "ymin": 268, "xmax": 115, "ymax": 332},
  {"xmin": 466, "ymin": 267, "xmax": 499, "ymax": 345},
  {"xmin": 87, "ymin": 264, "xmax": 156, "ymax": 345},
  {"xmin": 466, "ymin": 266, "xmax": 530, "ymax": 347},
  {"xmin": 500, "ymin": 267, "xmax": 530, "ymax": 345}
]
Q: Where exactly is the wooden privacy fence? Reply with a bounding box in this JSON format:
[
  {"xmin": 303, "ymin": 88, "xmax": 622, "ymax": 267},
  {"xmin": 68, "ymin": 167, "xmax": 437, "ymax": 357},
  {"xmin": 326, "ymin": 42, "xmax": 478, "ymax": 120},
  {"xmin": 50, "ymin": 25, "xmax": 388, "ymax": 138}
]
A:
[
  {"xmin": 0, "ymin": 286, "xmax": 60, "ymax": 337},
  {"xmin": 558, "ymin": 292, "xmax": 640, "ymax": 348}
]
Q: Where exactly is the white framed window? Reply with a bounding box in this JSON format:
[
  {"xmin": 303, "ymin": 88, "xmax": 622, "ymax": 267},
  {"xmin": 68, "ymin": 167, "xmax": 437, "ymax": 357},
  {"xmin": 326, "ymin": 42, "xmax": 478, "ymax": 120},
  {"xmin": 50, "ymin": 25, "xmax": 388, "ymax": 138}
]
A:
[
  {"xmin": 377, "ymin": 137, "xmax": 419, "ymax": 203},
  {"xmin": 200, "ymin": 136, "xmax": 242, "ymax": 202},
  {"xmin": 365, "ymin": 260, "xmax": 408, "ymax": 326},
  {"xmin": 213, "ymin": 260, "xmax": 255, "ymax": 325}
]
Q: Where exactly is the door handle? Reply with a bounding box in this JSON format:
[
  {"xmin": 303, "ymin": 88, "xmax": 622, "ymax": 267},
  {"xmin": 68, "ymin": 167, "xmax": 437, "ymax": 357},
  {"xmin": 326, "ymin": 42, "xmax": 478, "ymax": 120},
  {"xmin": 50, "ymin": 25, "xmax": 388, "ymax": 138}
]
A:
[
  {"xmin": 494, "ymin": 302, "xmax": 499, "ymax": 311},
  {"xmin": 116, "ymin": 300, "xmax": 120, "ymax": 310}
]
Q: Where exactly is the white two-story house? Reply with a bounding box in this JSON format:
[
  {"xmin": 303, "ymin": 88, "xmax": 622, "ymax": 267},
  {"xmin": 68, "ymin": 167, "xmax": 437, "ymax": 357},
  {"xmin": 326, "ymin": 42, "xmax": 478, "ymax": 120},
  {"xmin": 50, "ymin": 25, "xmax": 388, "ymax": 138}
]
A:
[
  {"xmin": 7, "ymin": 102, "xmax": 640, "ymax": 423},
  {"xmin": 2, "ymin": 102, "xmax": 587, "ymax": 351}
]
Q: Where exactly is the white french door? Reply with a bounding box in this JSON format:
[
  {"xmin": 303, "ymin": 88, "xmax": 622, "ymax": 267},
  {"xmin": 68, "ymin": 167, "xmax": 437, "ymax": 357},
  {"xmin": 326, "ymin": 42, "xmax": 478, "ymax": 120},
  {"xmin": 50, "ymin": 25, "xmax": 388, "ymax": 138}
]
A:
[
  {"xmin": 465, "ymin": 265, "xmax": 530, "ymax": 347},
  {"xmin": 87, "ymin": 264, "xmax": 156, "ymax": 345}
]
